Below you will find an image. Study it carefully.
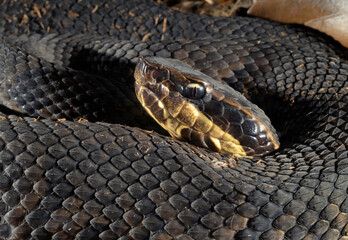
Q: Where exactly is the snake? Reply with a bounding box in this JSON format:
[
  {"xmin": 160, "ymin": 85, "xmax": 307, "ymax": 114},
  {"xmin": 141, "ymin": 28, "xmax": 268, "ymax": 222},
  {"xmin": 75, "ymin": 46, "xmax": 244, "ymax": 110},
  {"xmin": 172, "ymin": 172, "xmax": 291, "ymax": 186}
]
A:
[{"xmin": 0, "ymin": 0, "xmax": 347, "ymax": 239}]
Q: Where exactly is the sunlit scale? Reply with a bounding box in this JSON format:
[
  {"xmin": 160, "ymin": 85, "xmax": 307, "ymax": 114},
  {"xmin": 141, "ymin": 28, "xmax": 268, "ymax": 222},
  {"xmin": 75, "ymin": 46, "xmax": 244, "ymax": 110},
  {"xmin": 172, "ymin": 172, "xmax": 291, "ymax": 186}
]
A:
[{"xmin": 134, "ymin": 56, "xmax": 280, "ymax": 158}]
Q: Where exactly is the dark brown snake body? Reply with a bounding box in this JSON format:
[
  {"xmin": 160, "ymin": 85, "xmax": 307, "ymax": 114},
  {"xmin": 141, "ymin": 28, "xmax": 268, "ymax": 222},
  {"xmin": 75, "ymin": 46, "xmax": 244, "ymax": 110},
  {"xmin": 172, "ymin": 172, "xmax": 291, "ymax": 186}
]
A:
[{"xmin": 0, "ymin": 0, "xmax": 347, "ymax": 239}]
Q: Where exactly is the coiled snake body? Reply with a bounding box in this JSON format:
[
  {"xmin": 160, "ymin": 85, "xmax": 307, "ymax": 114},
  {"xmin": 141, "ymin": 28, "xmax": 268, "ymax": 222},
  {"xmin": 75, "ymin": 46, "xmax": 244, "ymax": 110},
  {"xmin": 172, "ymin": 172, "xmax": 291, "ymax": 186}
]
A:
[{"xmin": 0, "ymin": 0, "xmax": 347, "ymax": 239}]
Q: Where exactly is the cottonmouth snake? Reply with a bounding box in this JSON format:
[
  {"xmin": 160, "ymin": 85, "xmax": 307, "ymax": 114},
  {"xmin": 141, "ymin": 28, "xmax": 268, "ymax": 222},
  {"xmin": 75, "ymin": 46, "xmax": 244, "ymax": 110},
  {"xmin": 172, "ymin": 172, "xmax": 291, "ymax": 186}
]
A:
[{"xmin": 0, "ymin": 0, "xmax": 347, "ymax": 239}]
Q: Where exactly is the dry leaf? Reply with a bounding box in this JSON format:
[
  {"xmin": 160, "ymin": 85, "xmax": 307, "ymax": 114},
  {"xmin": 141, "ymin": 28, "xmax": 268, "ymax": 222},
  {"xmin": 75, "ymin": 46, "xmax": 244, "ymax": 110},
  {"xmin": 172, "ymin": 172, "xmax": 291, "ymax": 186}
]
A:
[
  {"xmin": 248, "ymin": 0, "xmax": 348, "ymax": 47},
  {"xmin": 306, "ymin": 13, "xmax": 348, "ymax": 48},
  {"xmin": 248, "ymin": 0, "xmax": 348, "ymax": 23}
]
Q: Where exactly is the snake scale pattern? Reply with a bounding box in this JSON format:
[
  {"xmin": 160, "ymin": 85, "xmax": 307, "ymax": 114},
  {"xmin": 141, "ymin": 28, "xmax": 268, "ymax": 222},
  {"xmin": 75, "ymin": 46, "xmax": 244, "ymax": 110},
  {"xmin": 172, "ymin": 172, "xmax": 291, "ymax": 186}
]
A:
[{"xmin": 0, "ymin": 0, "xmax": 347, "ymax": 239}]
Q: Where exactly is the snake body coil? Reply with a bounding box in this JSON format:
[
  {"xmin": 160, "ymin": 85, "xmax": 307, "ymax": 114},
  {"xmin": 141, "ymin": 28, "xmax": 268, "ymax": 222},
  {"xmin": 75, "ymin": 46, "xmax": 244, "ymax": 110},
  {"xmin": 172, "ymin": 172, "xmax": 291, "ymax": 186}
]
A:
[{"xmin": 0, "ymin": 0, "xmax": 347, "ymax": 239}]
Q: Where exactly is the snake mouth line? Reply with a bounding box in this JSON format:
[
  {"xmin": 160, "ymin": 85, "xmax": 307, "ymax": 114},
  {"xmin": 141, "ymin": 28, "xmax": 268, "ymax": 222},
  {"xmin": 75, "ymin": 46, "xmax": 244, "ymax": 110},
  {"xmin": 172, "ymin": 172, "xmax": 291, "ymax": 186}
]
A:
[{"xmin": 135, "ymin": 56, "xmax": 280, "ymax": 157}]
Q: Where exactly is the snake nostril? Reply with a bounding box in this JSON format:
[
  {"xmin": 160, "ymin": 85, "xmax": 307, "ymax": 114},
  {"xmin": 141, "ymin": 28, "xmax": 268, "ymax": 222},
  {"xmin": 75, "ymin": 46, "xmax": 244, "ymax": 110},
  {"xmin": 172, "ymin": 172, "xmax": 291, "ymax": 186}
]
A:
[
  {"xmin": 150, "ymin": 68, "xmax": 170, "ymax": 83},
  {"xmin": 151, "ymin": 69, "xmax": 160, "ymax": 81}
]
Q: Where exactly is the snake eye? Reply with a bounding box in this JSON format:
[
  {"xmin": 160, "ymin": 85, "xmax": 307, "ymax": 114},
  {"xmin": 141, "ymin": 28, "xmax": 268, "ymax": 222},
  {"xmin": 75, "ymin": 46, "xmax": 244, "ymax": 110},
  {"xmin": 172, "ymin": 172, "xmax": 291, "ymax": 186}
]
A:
[{"xmin": 185, "ymin": 83, "xmax": 205, "ymax": 99}]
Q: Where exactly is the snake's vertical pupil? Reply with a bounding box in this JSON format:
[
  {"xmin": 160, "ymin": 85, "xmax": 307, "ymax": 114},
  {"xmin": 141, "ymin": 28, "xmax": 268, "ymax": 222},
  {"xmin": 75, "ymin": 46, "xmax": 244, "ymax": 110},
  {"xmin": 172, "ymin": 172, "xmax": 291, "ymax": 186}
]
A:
[{"xmin": 185, "ymin": 83, "xmax": 205, "ymax": 99}]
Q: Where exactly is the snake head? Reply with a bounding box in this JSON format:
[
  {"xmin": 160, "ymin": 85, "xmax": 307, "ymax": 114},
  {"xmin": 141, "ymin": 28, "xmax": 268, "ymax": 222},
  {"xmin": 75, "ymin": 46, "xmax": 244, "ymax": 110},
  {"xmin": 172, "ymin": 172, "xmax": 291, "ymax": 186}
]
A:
[{"xmin": 135, "ymin": 56, "xmax": 279, "ymax": 158}]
